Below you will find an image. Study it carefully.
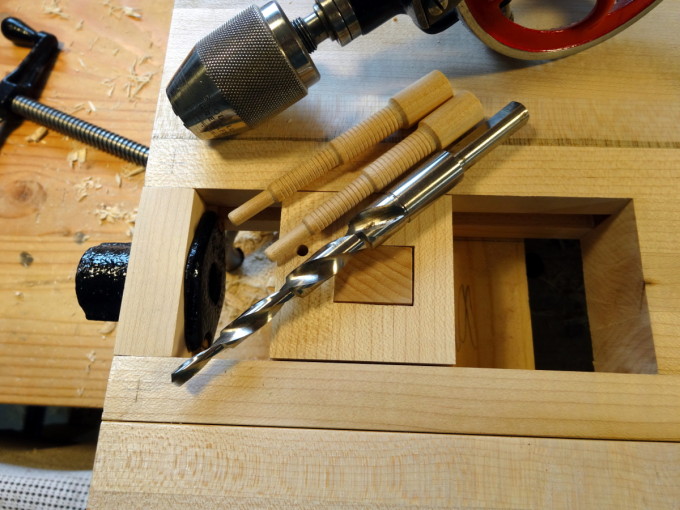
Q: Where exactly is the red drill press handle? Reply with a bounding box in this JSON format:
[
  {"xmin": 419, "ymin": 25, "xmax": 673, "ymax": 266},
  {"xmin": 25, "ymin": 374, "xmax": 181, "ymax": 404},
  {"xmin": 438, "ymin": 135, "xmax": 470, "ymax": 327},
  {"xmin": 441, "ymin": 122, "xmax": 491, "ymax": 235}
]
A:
[{"xmin": 458, "ymin": 0, "xmax": 663, "ymax": 59}]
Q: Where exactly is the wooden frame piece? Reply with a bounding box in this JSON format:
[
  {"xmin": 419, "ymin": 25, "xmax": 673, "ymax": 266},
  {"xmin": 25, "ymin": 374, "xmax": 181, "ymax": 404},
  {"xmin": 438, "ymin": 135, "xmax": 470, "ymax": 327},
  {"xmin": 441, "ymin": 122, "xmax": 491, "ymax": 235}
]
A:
[
  {"xmin": 104, "ymin": 356, "xmax": 679, "ymax": 441},
  {"xmin": 271, "ymin": 192, "xmax": 455, "ymax": 364}
]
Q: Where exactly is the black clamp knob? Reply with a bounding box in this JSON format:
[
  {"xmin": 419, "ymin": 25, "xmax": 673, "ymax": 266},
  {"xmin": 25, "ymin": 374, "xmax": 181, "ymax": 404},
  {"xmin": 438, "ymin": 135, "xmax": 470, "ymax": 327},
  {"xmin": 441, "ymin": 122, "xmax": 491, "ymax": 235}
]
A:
[
  {"xmin": 0, "ymin": 17, "xmax": 58, "ymax": 127},
  {"xmin": 75, "ymin": 212, "xmax": 244, "ymax": 353}
]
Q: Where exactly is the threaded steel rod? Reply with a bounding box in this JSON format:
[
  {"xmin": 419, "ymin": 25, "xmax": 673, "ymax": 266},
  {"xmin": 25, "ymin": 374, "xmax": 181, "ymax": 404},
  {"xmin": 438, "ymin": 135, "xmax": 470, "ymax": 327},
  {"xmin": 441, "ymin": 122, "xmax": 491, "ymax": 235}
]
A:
[{"xmin": 11, "ymin": 95, "xmax": 149, "ymax": 166}]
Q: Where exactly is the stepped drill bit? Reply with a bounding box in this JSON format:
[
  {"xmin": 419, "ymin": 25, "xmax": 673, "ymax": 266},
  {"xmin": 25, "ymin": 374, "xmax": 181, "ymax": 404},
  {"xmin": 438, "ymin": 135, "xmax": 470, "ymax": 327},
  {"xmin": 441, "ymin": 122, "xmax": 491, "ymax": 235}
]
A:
[{"xmin": 171, "ymin": 101, "xmax": 529, "ymax": 384}]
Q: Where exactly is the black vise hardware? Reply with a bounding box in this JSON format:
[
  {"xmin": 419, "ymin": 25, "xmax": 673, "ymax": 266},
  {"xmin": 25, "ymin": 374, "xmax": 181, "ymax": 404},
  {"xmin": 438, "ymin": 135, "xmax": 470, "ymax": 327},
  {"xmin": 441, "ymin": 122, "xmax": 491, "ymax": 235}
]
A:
[
  {"xmin": 75, "ymin": 212, "xmax": 244, "ymax": 353},
  {"xmin": 1, "ymin": 16, "xmax": 149, "ymax": 165},
  {"xmin": 0, "ymin": 17, "xmax": 59, "ymax": 123}
]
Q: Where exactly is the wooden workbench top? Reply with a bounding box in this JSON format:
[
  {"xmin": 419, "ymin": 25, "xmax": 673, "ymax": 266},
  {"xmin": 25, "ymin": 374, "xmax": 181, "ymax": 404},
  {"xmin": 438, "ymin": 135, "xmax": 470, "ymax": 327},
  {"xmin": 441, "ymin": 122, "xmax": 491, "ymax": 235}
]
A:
[
  {"xmin": 83, "ymin": 1, "xmax": 680, "ymax": 507},
  {"xmin": 0, "ymin": 0, "xmax": 172, "ymax": 407}
]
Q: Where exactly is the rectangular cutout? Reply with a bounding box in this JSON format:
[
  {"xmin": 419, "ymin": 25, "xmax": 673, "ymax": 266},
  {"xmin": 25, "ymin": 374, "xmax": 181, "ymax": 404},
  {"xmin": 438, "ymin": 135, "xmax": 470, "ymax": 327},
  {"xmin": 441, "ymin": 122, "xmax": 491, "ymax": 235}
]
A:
[
  {"xmin": 452, "ymin": 198, "xmax": 657, "ymax": 374},
  {"xmin": 334, "ymin": 246, "xmax": 414, "ymax": 305}
]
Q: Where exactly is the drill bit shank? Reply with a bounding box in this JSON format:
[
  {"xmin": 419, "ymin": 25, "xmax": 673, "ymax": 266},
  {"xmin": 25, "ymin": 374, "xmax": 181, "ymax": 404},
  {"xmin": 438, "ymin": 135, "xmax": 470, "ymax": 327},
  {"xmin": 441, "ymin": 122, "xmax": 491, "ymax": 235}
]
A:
[{"xmin": 171, "ymin": 101, "xmax": 529, "ymax": 384}]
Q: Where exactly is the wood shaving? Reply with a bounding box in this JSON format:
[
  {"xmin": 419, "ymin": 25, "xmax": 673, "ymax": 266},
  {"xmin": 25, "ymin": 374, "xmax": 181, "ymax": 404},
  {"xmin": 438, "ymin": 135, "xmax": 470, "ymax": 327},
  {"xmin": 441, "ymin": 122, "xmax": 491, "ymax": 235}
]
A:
[
  {"xmin": 93, "ymin": 203, "xmax": 137, "ymax": 226},
  {"xmin": 100, "ymin": 321, "xmax": 117, "ymax": 335},
  {"xmin": 103, "ymin": 0, "xmax": 142, "ymax": 20},
  {"xmin": 218, "ymin": 232, "xmax": 277, "ymax": 325},
  {"xmin": 115, "ymin": 173, "xmax": 122, "ymax": 187},
  {"xmin": 123, "ymin": 58, "xmax": 155, "ymax": 99},
  {"xmin": 87, "ymin": 100, "xmax": 97, "ymax": 113},
  {"xmin": 42, "ymin": 0, "xmax": 69, "ymax": 18},
  {"xmin": 122, "ymin": 164, "xmax": 145, "ymax": 178},
  {"xmin": 25, "ymin": 126, "xmax": 48, "ymax": 143},
  {"xmin": 15, "ymin": 291, "xmax": 24, "ymax": 299},
  {"xmin": 86, "ymin": 350, "xmax": 97, "ymax": 362},
  {"xmin": 71, "ymin": 103, "xmax": 85, "ymax": 114},
  {"xmin": 75, "ymin": 19, "xmax": 84, "ymax": 30},
  {"xmin": 78, "ymin": 57, "xmax": 86, "ymax": 68},
  {"xmin": 68, "ymin": 148, "xmax": 87, "ymax": 168},
  {"xmin": 74, "ymin": 176, "xmax": 101, "ymax": 201},
  {"xmin": 102, "ymin": 78, "xmax": 117, "ymax": 98},
  {"xmin": 76, "ymin": 388, "xmax": 84, "ymax": 396},
  {"xmin": 123, "ymin": 6, "xmax": 142, "ymax": 19}
]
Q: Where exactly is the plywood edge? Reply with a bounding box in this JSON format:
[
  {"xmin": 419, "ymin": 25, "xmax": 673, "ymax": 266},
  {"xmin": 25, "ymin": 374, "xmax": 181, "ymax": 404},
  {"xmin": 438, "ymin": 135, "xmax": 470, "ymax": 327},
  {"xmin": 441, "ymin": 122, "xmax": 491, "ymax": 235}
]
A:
[{"xmin": 102, "ymin": 356, "xmax": 680, "ymax": 441}]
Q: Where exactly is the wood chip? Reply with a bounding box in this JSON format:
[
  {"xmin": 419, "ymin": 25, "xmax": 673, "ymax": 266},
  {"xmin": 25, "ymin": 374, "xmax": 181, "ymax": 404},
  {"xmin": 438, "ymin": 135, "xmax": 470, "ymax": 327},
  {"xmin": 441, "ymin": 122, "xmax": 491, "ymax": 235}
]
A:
[
  {"xmin": 123, "ymin": 6, "xmax": 142, "ymax": 19},
  {"xmin": 100, "ymin": 322, "xmax": 117, "ymax": 335},
  {"xmin": 122, "ymin": 164, "xmax": 145, "ymax": 178},
  {"xmin": 67, "ymin": 150, "xmax": 80, "ymax": 168},
  {"xmin": 87, "ymin": 100, "xmax": 97, "ymax": 113},
  {"xmin": 42, "ymin": 0, "xmax": 69, "ymax": 18},
  {"xmin": 115, "ymin": 173, "xmax": 122, "ymax": 187},
  {"xmin": 93, "ymin": 203, "xmax": 138, "ymax": 226},
  {"xmin": 123, "ymin": 58, "xmax": 155, "ymax": 99},
  {"xmin": 25, "ymin": 126, "xmax": 48, "ymax": 143},
  {"xmin": 75, "ymin": 19, "xmax": 84, "ymax": 30},
  {"xmin": 74, "ymin": 176, "xmax": 100, "ymax": 201}
]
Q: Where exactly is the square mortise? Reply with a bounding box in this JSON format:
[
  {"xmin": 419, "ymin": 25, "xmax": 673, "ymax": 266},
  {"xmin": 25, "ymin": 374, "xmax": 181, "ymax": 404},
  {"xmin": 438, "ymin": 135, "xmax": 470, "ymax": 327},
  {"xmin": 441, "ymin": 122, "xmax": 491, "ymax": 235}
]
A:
[{"xmin": 334, "ymin": 246, "xmax": 414, "ymax": 305}]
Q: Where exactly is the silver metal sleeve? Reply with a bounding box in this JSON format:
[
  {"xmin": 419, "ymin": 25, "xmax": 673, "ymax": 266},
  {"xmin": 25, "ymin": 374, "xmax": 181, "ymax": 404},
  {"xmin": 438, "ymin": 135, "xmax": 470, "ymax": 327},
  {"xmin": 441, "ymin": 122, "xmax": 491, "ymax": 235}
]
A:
[{"xmin": 350, "ymin": 102, "xmax": 529, "ymax": 246}]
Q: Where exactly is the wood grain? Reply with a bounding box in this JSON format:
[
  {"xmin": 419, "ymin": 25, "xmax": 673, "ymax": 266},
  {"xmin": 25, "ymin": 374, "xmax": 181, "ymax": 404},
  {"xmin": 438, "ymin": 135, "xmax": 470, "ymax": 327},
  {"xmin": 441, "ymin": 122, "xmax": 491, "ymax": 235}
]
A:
[
  {"xmin": 0, "ymin": 0, "xmax": 171, "ymax": 407},
  {"xmin": 452, "ymin": 211, "xmax": 599, "ymax": 239},
  {"xmin": 103, "ymin": 357, "xmax": 680, "ymax": 441},
  {"xmin": 115, "ymin": 187, "xmax": 204, "ymax": 357},
  {"xmin": 89, "ymin": 421, "xmax": 680, "ymax": 509},
  {"xmin": 454, "ymin": 239, "xmax": 534, "ymax": 369},
  {"xmin": 0, "ymin": 235, "xmax": 111, "ymax": 407},
  {"xmin": 270, "ymin": 192, "xmax": 455, "ymax": 365},
  {"xmin": 582, "ymin": 202, "xmax": 656, "ymax": 373},
  {"xmin": 334, "ymin": 246, "xmax": 413, "ymax": 305}
]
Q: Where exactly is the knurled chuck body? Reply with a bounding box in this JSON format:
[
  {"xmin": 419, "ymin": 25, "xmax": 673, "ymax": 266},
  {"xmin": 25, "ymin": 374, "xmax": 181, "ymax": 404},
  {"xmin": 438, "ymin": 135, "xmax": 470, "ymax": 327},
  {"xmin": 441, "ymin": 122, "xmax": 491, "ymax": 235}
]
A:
[
  {"xmin": 166, "ymin": 2, "xmax": 320, "ymax": 139},
  {"xmin": 166, "ymin": 0, "xmax": 453, "ymax": 140}
]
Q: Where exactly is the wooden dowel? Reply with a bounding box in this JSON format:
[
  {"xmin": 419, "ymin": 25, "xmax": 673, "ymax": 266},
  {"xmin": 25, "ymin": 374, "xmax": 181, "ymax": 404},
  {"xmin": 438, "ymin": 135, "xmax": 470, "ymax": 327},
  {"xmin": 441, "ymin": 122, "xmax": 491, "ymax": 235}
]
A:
[
  {"xmin": 228, "ymin": 70, "xmax": 454, "ymax": 225},
  {"xmin": 265, "ymin": 91, "xmax": 485, "ymax": 263}
]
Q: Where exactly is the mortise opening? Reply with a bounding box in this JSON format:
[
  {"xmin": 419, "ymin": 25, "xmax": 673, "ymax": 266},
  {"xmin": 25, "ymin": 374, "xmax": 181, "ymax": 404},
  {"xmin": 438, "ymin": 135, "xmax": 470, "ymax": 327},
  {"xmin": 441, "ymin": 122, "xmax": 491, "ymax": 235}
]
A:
[
  {"xmin": 525, "ymin": 239, "xmax": 594, "ymax": 372},
  {"xmin": 199, "ymin": 189, "xmax": 657, "ymax": 373},
  {"xmin": 453, "ymin": 198, "xmax": 657, "ymax": 374}
]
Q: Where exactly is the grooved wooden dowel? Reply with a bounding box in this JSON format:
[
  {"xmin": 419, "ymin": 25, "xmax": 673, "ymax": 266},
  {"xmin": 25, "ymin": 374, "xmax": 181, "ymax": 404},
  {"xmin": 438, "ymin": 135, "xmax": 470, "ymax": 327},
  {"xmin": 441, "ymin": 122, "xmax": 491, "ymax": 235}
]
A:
[
  {"xmin": 228, "ymin": 70, "xmax": 453, "ymax": 225},
  {"xmin": 265, "ymin": 91, "xmax": 485, "ymax": 263}
]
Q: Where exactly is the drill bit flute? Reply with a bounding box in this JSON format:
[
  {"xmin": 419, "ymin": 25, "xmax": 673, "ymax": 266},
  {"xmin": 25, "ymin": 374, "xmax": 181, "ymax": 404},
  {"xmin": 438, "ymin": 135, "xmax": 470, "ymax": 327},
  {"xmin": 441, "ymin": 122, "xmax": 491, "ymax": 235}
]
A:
[{"xmin": 171, "ymin": 101, "xmax": 529, "ymax": 384}]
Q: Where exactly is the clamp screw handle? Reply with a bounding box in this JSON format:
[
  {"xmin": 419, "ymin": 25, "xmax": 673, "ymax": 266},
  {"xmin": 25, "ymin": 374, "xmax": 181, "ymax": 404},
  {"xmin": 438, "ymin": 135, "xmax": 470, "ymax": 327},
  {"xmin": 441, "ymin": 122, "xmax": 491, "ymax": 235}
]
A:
[{"xmin": 1, "ymin": 17, "xmax": 41, "ymax": 47}]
